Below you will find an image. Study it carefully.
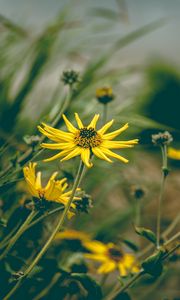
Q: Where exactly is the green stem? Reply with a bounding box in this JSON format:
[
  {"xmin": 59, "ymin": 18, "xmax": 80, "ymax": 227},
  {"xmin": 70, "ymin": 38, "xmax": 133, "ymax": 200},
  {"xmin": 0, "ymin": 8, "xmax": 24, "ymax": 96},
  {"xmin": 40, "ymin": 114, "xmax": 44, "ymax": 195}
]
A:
[
  {"xmin": 32, "ymin": 272, "xmax": 61, "ymax": 300},
  {"xmin": 26, "ymin": 207, "xmax": 64, "ymax": 230},
  {"xmin": 3, "ymin": 160, "xmax": 85, "ymax": 300},
  {"xmin": 156, "ymin": 145, "xmax": 168, "ymax": 249},
  {"xmin": 162, "ymin": 214, "xmax": 180, "ymax": 238},
  {"xmin": 102, "ymin": 103, "xmax": 108, "ymax": 124},
  {"xmin": 0, "ymin": 224, "xmax": 20, "ymax": 249},
  {"xmin": 0, "ymin": 210, "xmax": 36, "ymax": 260},
  {"xmin": 106, "ymin": 270, "xmax": 144, "ymax": 300},
  {"xmin": 135, "ymin": 200, "xmax": 141, "ymax": 227},
  {"xmin": 164, "ymin": 231, "xmax": 180, "ymax": 246}
]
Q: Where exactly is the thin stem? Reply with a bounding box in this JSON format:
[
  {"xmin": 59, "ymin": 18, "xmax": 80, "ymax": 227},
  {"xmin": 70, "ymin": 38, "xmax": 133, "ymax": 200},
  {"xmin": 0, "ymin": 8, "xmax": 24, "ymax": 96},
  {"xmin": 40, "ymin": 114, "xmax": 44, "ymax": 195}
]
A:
[
  {"xmin": 3, "ymin": 160, "xmax": 85, "ymax": 300},
  {"xmin": 106, "ymin": 270, "xmax": 144, "ymax": 300},
  {"xmin": 102, "ymin": 103, "xmax": 108, "ymax": 124},
  {"xmin": 135, "ymin": 200, "xmax": 141, "ymax": 227},
  {"xmin": 32, "ymin": 272, "xmax": 61, "ymax": 300},
  {"xmin": 0, "ymin": 224, "xmax": 20, "ymax": 249},
  {"xmin": 164, "ymin": 231, "xmax": 180, "ymax": 246},
  {"xmin": 26, "ymin": 207, "xmax": 64, "ymax": 230},
  {"xmin": 156, "ymin": 145, "xmax": 168, "ymax": 249},
  {"xmin": 162, "ymin": 214, "xmax": 180, "ymax": 238},
  {"xmin": 0, "ymin": 210, "xmax": 36, "ymax": 260}
]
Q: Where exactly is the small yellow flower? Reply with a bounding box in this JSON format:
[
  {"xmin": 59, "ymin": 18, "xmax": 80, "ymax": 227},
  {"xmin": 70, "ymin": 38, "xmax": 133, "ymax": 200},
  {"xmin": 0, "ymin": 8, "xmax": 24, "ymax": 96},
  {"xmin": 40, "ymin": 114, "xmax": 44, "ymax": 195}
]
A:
[
  {"xmin": 83, "ymin": 240, "xmax": 139, "ymax": 276},
  {"xmin": 167, "ymin": 147, "xmax": 180, "ymax": 160},
  {"xmin": 23, "ymin": 162, "xmax": 80, "ymax": 216},
  {"xmin": 96, "ymin": 86, "xmax": 114, "ymax": 104},
  {"xmin": 38, "ymin": 113, "xmax": 138, "ymax": 168},
  {"xmin": 55, "ymin": 229, "xmax": 90, "ymax": 242}
]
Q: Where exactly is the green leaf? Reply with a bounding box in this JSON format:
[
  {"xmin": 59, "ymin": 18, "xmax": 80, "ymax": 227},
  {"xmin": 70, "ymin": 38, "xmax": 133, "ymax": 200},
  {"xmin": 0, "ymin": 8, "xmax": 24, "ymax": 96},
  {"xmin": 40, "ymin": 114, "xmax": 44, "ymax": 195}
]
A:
[
  {"xmin": 134, "ymin": 226, "xmax": 157, "ymax": 244},
  {"xmin": 71, "ymin": 273, "xmax": 103, "ymax": 300},
  {"xmin": 142, "ymin": 248, "xmax": 165, "ymax": 277},
  {"xmin": 120, "ymin": 238, "xmax": 139, "ymax": 252},
  {"xmin": 114, "ymin": 292, "xmax": 132, "ymax": 300}
]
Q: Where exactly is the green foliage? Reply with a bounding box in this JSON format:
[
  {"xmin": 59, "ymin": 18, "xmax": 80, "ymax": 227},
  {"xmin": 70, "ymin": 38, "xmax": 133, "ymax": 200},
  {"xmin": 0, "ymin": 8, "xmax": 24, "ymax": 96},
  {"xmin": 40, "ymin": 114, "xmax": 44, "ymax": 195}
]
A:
[
  {"xmin": 134, "ymin": 226, "xmax": 157, "ymax": 244},
  {"xmin": 142, "ymin": 248, "xmax": 166, "ymax": 277}
]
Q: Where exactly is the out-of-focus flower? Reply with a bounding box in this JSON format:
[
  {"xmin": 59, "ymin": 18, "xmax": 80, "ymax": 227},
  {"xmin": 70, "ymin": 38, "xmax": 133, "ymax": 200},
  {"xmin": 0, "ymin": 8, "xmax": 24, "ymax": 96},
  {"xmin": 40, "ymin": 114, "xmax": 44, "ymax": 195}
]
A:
[
  {"xmin": 96, "ymin": 86, "xmax": 114, "ymax": 104},
  {"xmin": 23, "ymin": 162, "xmax": 80, "ymax": 217},
  {"xmin": 152, "ymin": 131, "xmax": 173, "ymax": 146},
  {"xmin": 83, "ymin": 240, "xmax": 139, "ymax": 276},
  {"xmin": 74, "ymin": 194, "xmax": 93, "ymax": 213},
  {"xmin": 23, "ymin": 135, "xmax": 40, "ymax": 148},
  {"xmin": 131, "ymin": 185, "xmax": 146, "ymax": 200},
  {"xmin": 55, "ymin": 229, "xmax": 90, "ymax": 242},
  {"xmin": 38, "ymin": 113, "xmax": 138, "ymax": 168},
  {"xmin": 61, "ymin": 70, "xmax": 80, "ymax": 86},
  {"xmin": 167, "ymin": 147, "xmax": 180, "ymax": 160}
]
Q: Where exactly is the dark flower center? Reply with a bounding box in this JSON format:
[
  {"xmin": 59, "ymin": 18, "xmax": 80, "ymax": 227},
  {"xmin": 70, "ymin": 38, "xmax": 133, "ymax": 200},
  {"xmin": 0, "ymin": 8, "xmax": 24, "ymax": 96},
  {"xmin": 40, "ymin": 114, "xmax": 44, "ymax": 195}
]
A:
[
  {"xmin": 75, "ymin": 127, "xmax": 101, "ymax": 148},
  {"xmin": 108, "ymin": 247, "xmax": 123, "ymax": 262}
]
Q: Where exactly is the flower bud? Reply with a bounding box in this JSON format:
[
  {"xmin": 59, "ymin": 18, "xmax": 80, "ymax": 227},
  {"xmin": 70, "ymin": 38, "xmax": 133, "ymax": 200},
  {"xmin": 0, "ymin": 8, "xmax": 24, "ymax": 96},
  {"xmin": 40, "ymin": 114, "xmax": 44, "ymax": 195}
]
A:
[
  {"xmin": 152, "ymin": 131, "xmax": 173, "ymax": 146},
  {"xmin": 96, "ymin": 86, "xmax": 114, "ymax": 104},
  {"xmin": 61, "ymin": 70, "xmax": 80, "ymax": 86}
]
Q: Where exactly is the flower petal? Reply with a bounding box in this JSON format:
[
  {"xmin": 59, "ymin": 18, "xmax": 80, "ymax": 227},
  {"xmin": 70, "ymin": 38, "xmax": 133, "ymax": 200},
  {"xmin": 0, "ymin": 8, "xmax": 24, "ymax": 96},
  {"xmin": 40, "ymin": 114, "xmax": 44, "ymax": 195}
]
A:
[
  {"xmin": 118, "ymin": 263, "xmax": 127, "ymax": 277},
  {"xmin": 100, "ymin": 148, "xmax": 128, "ymax": 163},
  {"xmin": 62, "ymin": 114, "xmax": 77, "ymax": 133},
  {"xmin": 85, "ymin": 253, "xmax": 107, "ymax": 262},
  {"xmin": 102, "ymin": 140, "xmax": 136, "ymax": 149},
  {"xmin": 75, "ymin": 113, "xmax": 84, "ymax": 129},
  {"xmin": 35, "ymin": 172, "xmax": 42, "ymax": 189},
  {"xmin": 81, "ymin": 148, "xmax": 92, "ymax": 168},
  {"xmin": 92, "ymin": 147, "xmax": 113, "ymax": 163},
  {"xmin": 98, "ymin": 119, "xmax": 114, "ymax": 135},
  {"xmin": 87, "ymin": 114, "xmax": 100, "ymax": 129},
  {"xmin": 41, "ymin": 142, "xmax": 75, "ymax": 150},
  {"xmin": 103, "ymin": 123, "xmax": 129, "ymax": 140},
  {"xmin": 97, "ymin": 261, "xmax": 116, "ymax": 274},
  {"xmin": 43, "ymin": 149, "xmax": 72, "ymax": 162},
  {"xmin": 83, "ymin": 240, "xmax": 107, "ymax": 254},
  {"xmin": 38, "ymin": 124, "xmax": 74, "ymax": 142},
  {"xmin": 61, "ymin": 147, "xmax": 82, "ymax": 162}
]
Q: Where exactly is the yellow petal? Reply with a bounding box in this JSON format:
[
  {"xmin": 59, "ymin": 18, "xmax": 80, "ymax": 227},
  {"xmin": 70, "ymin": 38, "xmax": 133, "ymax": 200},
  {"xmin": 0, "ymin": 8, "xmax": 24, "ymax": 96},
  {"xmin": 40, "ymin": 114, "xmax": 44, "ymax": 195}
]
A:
[
  {"xmin": 168, "ymin": 147, "xmax": 180, "ymax": 160},
  {"xmin": 83, "ymin": 240, "xmax": 107, "ymax": 254},
  {"xmin": 123, "ymin": 254, "xmax": 136, "ymax": 267},
  {"xmin": 97, "ymin": 261, "xmax": 116, "ymax": 274},
  {"xmin": 38, "ymin": 124, "xmax": 74, "ymax": 142},
  {"xmin": 61, "ymin": 147, "xmax": 82, "ymax": 162},
  {"xmin": 80, "ymin": 148, "xmax": 92, "ymax": 168},
  {"xmin": 62, "ymin": 114, "xmax": 77, "ymax": 133},
  {"xmin": 84, "ymin": 253, "xmax": 107, "ymax": 262},
  {"xmin": 41, "ymin": 142, "xmax": 75, "ymax": 150},
  {"xmin": 98, "ymin": 119, "xmax": 114, "ymax": 135},
  {"xmin": 100, "ymin": 148, "xmax": 128, "ymax": 163},
  {"xmin": 118, "ymin": 263, "xmax": 127, "ymax": 277},
  {"xmin": 103, "ymin": 123, "xmax": 129, "ymax": 140},
  {"xmin": 75, "ymin": 113, "xmax": 84, "ymax": 129},
  {"xmin": 87, "ymin": 114, "xmax": 100, "ymax": 129},
  {"xmin": 102, "ymin": 140, "xmax": 135, "ymax": 149},
  {"xmin": 92, "ymin": 147, "xmax": 113, "ymax": 163},
  {"xmin": 43, "ymin": 149, "xmax": 72, "ymax": 162},
  {"xmin": 35, "ymin": 172, "xmax": 42, "ymax": 189}
]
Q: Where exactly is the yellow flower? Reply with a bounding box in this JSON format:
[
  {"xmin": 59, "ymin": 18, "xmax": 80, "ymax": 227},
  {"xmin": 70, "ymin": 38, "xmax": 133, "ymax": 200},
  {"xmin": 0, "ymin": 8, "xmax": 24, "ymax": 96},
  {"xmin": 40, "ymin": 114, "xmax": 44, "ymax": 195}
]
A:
[
  {"xmin": 55, "ymin": 229, "xmax": 90, "ymax": 242},
  {"xmin": 83, "ymin": 240, "xmax": 139, "ymax": 276},
  {"xmin": 23, "ymin": 162, "xmax": 80, "ymax": 216},
  {"xmin": 96, "ymin": 86, "xmax": 114, "ymax": 104},
  {"xmin": 167, "ymin": 147, "xmax": 180, "ymax": 160},
  {"xmin": 38, "ymin": 113, "xmax": 138, "ymax": 168}
]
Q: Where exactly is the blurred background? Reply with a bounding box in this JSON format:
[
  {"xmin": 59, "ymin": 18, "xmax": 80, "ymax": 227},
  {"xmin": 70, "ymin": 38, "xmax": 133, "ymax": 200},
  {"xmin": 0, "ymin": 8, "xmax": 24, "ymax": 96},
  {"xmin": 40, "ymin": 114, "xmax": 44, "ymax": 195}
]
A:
[{"xmin": 0, "ymin": 0, "xmax": 179, "ymax": 299}]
